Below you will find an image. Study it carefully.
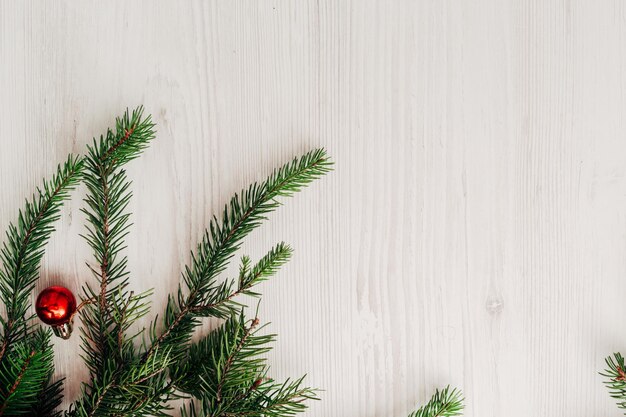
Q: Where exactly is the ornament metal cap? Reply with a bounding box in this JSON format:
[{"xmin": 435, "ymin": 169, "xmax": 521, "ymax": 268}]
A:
[{"xmin": 51, "ymin": 321, "xmax": 73, "ymax": 340}]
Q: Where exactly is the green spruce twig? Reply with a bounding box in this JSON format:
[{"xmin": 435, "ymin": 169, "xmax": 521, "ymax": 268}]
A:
[
  {"xmin": 408, "ymin": 386, "xmax": 464, "ymax": 417},
  {"xmin": 601, "ymin": 352, "xmax": 626, "ymax": 412},
  {"xmin": 143, "ymin": 148, "xmax": 332, "ymax": 364},
  {"xmin": 175, "ymin": 314, "xmax": 317, "ymax": 417},
  {"xmin": 0, "ymin": 155, "xmax": 83, "ymax": 416},
  {"xmin": 72, "ymin": 107, "xmax": 174, "ymax": 417},
  {"xmin": 0, "ymin": 107, "xmax": 461, "ymax": 417},
  {"xmin": 0, "ymin": 155, "xmax": 83, "ymax": 358},
  {"xmin": 70, "ymin": 106, "xmax": 331, "ymax": 416}
]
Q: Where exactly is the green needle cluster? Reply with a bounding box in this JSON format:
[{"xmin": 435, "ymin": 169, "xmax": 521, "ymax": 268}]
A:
[{"xmin": 0, "ymin": 107, "xmax": 462, "ymax": 417}]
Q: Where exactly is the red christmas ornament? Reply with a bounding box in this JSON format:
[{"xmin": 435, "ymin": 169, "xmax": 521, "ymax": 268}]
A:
[{"xmin": 35, "ymin": 285, "xmax": 77, "ymax": 339}]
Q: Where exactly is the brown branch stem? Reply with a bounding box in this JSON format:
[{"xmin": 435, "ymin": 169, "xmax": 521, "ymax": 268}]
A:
[
  {"xmin": 0, "ymin": 349, "xmax": 36, "ymax": 416},
  {"xmin": 216, "ymin": 318, "xmax": 259, "ymax": 403}
]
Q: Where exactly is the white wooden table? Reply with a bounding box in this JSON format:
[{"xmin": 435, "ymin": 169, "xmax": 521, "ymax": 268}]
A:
[{"xmin": 1, "ymin": 1, "xmax": 625, "ymax": 416}]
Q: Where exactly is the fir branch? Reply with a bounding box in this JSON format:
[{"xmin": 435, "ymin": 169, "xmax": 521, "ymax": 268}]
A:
[
  {"xmin": 237, "ymin": 376, "xmax": 318, "ymax": 417},
  {"xmin": 172, "ymin": 313, "xmax": 268, "ymax": 400},
  {"xmin": 0, "ymin": 155, "xmax": 81, "ymax": 417},
  {"xmin": 79, "ymin": 106, "xmax": 155, "ymax": 362},
  {"xmin": 175, "ymin": 313, "xmax": 317, "ymax": 417},
  {"xmin": 146, "ymin": 149, "xmax": 332, "ymax": 362},
  {"xmin": 602, "ymin": 352, "xmax": 626, "ymax": 412},
  {"xmin": 215, "ymin": 316, "xmax": 259, "ymax": 403},
  {"xmin": 0, "ymin": 109, "xmax": 334, "ymax": 417},
  {"xmin": 74, "ymin": 107, "xmax": 164, "ymax": 417},
  {"xmin": 188, "ymin": 242, "xmax": 293, "ymax": 316},
  {"xmin": 180, "ymin": 378, "xmax": 317, "ymax": 417},
  {"xmin": 0, "ymin": 349, "xmax": 36, "ymax": 416},
  {"xmin": 408, "ymin": 386, "xmax": 464, "ymax": 417},
  {"xmin": 0, "ymin": 329, "xmax": 57, "ymax": 417},
  {"xmin": 0, "ymin": 155, "xmax": 83, "ymax": 361}
]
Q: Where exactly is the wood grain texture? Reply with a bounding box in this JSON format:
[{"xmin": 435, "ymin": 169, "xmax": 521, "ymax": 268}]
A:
[{"xmin": 1, "ymin": 1, "xmax": 626, "ymax": 416}]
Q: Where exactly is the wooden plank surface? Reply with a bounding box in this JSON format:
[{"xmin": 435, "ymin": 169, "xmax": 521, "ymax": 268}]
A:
[{"xmin": 1, "ymin": 1, "xmax": 626, "ymax": 416}]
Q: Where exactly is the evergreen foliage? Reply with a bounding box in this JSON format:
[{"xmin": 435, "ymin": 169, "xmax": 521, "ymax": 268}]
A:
[
  {"xmin": 0, "ymin": 106, "xmax": 463, "ymax": 417},
  {"xmin": 70, "ymin": 107, "xmax": 168, "ymax": 417},
  {"xmin": 0, "ymin": 329, "xmax": 61, "ymax": 416},
  {"xmin": 407, "ymin": 387, "xmax": 463, "ymax": 417},
  {"xmin": 0, "ymin": 155, "xmax": 84, "ymax": 416},
  {"xmin": 602, "ymin": 353, "xmax": 626, "ymax": 412}
]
